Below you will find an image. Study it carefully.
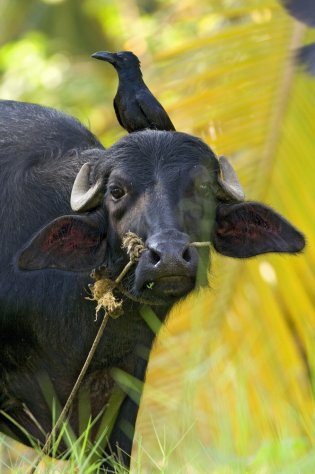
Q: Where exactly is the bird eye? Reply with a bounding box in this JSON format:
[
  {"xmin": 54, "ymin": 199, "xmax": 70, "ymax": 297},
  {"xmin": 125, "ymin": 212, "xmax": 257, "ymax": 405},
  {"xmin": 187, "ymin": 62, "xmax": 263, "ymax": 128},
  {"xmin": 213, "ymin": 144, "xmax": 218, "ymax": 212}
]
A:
[{"xmin": 110, "ymin": 186, "xmax": 125, "ymax": 200}]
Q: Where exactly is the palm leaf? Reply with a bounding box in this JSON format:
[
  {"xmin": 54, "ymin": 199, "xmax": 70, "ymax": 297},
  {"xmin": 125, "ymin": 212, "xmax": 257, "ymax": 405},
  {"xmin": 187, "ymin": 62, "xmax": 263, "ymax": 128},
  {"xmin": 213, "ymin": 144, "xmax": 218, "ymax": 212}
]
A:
[{"xmin": 130, "ymin": 1, "xmax": 315, "ymax": 471}]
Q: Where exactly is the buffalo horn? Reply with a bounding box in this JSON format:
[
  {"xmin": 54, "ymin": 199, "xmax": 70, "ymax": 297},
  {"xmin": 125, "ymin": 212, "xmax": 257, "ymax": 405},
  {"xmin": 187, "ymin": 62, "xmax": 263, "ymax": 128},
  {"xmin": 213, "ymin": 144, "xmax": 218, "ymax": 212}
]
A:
[
  {"xmin": 70, "ymin": 163, "xmax": 104, "ymax": 212},
  {"xmin": 216, "ymin": 155, "xmax": 245, "ymax": 202}
]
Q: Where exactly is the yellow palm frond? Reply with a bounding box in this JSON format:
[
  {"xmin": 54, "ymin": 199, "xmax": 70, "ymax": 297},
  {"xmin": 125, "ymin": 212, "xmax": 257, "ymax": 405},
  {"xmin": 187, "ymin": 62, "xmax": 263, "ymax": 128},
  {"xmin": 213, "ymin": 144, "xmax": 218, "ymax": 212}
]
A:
[{"xmin": 133, "ymin": 1, "xmax": 315, "ymax": 471}]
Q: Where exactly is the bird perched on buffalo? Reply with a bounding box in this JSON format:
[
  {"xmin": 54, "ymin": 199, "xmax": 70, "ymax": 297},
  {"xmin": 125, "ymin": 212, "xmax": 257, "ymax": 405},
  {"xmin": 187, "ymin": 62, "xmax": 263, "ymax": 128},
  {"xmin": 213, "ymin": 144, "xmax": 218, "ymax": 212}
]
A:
[{"xmin": 91, "ymin": 50, "xmax": 176, "ymax": 133}]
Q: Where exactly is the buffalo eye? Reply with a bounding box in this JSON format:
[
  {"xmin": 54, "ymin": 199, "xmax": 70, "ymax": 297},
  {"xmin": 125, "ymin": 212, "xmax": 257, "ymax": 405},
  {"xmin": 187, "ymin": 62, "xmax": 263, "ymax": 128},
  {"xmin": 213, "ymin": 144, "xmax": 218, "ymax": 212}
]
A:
[{"xmin": 110, "ymin": 186, "xmax": 125, "ymax": 201}]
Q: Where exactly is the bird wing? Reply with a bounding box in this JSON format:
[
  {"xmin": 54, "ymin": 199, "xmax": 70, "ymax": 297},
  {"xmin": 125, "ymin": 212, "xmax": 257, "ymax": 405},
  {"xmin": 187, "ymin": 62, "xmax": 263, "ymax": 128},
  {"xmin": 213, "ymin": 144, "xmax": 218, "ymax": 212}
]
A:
[
  {"xmin": 136, "ymin": 89, "xmax": 175, "ymax": 131},
  {"xmin": 113, "ymin": 98, "xmax": 125, "ymax": 128}
]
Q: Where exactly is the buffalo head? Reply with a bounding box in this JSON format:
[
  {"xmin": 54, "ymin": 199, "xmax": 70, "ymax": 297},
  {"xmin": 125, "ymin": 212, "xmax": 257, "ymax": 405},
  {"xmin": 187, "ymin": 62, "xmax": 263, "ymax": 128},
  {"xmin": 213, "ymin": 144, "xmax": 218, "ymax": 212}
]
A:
[{"xmin": 18, "ymin": 130, "xmax": 305, "ymax": 305}]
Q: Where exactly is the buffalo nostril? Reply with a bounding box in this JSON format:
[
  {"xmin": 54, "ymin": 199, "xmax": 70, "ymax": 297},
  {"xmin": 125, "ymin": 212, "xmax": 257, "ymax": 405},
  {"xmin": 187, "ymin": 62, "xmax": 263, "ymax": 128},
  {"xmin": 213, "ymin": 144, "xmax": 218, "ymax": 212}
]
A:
[
  {"xmin": 182, "ymin": 247, "xmax": 191, "ymax": 263},
  {"xmin": 149, "ymin": 249, "xmax": 161, "ymax": 265}
]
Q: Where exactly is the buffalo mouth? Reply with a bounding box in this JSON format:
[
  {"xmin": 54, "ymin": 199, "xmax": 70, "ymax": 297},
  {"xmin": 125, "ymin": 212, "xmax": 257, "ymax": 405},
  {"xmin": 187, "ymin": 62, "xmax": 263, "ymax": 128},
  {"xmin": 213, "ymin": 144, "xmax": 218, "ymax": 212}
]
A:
[
  {"xmin": 140, "ymin": 274, "xmax": 196, "ymax": 299},
  {"xmin": 130, "ymin": 232, "xmax": 200, "ymax": 303}
]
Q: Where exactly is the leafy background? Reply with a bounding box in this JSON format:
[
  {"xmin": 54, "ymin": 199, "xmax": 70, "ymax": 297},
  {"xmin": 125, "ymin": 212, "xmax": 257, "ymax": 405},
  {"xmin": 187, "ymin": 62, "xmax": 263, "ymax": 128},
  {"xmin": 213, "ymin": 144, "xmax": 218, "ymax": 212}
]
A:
[{"xmin": 0, "ymin": 0, "xmax": 314, "ymax": 472}]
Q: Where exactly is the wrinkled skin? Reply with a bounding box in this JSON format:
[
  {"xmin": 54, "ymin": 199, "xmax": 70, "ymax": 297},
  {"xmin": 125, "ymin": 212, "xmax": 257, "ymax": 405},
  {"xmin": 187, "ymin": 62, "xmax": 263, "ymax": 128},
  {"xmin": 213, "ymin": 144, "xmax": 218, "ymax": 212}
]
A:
[{"xmin": 0, "ymin": 101, "xmax": 305, "ymax": 471}]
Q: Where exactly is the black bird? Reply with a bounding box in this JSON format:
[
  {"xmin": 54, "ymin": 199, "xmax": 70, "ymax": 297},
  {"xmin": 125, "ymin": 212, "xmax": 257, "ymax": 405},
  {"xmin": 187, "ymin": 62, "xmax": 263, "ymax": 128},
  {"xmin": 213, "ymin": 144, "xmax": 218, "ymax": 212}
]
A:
[{"xmin": 91, "ymin": 50, "xmax": 176, "ymax": 132}]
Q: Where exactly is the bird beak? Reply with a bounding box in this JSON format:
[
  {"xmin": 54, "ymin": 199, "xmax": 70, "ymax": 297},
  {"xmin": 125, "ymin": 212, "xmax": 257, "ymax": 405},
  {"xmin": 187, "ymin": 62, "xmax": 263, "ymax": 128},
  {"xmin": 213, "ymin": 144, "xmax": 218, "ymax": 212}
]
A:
[{"xmin": 91, "ymin": 51, "xmax": 115, "ymax": 64}]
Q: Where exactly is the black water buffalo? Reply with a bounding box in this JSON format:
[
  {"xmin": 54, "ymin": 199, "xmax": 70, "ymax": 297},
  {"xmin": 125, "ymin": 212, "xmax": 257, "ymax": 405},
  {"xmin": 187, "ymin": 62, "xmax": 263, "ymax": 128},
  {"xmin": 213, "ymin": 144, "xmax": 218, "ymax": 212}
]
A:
[{"xmin": 0, "ymin": 100, "xmax": 305, "ymax": 471}]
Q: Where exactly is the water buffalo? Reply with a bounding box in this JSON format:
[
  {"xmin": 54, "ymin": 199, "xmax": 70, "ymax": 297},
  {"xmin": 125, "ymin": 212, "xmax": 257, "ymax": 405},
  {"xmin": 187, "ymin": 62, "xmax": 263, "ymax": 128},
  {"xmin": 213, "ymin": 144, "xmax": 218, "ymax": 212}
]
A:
[{"xmin": 0, "ymin": 100, "xmax": 305, "ymax": 471}]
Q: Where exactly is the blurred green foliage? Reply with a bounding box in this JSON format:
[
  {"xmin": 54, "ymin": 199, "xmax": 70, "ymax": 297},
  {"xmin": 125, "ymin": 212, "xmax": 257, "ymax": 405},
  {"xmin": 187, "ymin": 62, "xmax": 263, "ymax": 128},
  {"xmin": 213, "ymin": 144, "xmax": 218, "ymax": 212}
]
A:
[{"xmin": 0, "ymin": 0, "xmax": 286, "ymax": 144}]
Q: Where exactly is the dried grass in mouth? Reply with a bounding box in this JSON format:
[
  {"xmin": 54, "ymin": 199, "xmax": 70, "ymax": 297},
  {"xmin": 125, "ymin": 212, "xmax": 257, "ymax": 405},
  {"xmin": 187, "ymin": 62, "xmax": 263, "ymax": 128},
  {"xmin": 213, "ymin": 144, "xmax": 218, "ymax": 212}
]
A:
[
  {"xmin": 88, "ymin": 232, "xmax": 146, "ymax": 319},
  {"xmin": 88, "ymin": 232, "xmax": 211, "ymax": 319}
]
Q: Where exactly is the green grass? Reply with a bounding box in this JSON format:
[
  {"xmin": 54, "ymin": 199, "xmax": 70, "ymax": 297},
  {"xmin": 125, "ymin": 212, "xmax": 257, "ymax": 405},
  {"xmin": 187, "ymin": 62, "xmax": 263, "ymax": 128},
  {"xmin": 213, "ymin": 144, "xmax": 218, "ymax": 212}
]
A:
[
  {"xmin": 1, "ymin": 387, "xmax": 315, "ymax": 474},
  {"xmin": 0, "ymin": 430, "xmax": 314, "ymax": 473},
  {"xmin": 0, "ymin": 407, "xmax": 125, "ymax": 473}
]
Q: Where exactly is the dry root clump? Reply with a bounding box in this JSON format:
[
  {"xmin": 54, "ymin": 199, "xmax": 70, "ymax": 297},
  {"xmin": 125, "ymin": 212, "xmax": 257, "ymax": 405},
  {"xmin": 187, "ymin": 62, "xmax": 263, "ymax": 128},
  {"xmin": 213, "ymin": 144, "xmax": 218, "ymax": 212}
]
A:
[
  {"xmin": 89, "ymin": 274, "xmax": 123, "ymax": 320},
  {"xmin": 88, "ymin": 232, "xmax": 145, "ymax": 319}
]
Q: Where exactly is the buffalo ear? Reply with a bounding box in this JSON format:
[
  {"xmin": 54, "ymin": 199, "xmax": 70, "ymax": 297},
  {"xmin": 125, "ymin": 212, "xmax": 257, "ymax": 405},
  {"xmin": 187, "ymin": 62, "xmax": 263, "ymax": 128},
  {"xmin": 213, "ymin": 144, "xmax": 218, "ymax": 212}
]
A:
[
  {"xmin": 213, "ymin": 202, "xmax": 305, "ymax": 258},
  {"xmin": 18, "ymin": 215, "xmax": 107, "ymax": 271}
]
